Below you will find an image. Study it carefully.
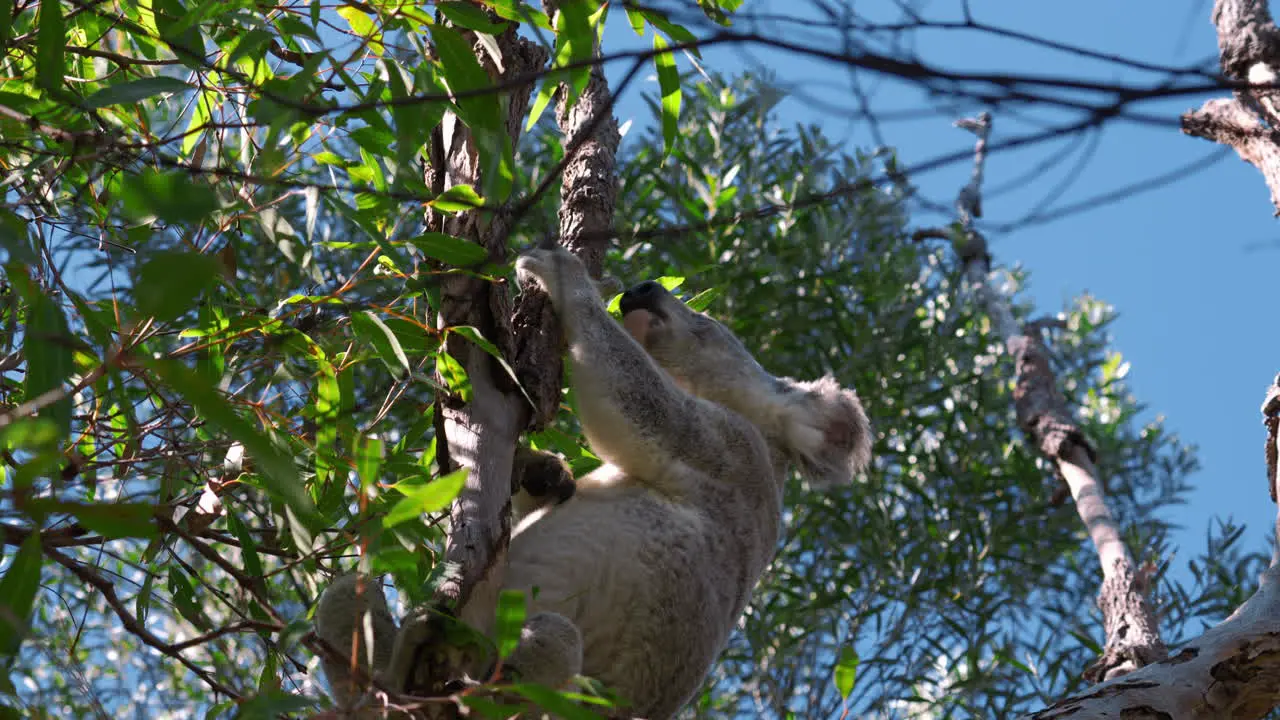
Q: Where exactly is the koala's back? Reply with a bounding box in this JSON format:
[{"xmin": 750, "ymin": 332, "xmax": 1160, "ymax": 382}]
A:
[{"xmin": 504, "ymin": 468, "xmax": 778, "ymax": 719}]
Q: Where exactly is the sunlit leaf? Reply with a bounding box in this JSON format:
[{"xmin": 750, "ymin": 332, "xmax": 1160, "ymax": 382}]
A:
[
  {"xmin": 653, "ymin": 34, "xmax": 681, "ymax": 158},
  {"xmin": 336, "ymin": 6, "xmax": 383, "ymax": 55},
  {"xmin": 833, "ymin": 646, "xmax": 858, "ymax": 699},
  {"xmin": 383, "ymin": 468, "xmax": 468, "ymax": 527},
  {"xmin": 429, "ymin": 184, "xmax": 485, "ymax": 213},
  {"xmin": 351, "ymin": 311, "xmax": 412, "ymax": 376}
]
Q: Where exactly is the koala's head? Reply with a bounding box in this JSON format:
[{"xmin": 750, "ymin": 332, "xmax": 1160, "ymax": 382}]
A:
[
  {"xmin": 619, "ymin": 280, "xmax": 872, "ymax": 488},
  {"xmin": 619, "ymin": 280, "xmax": 767, "ymax": 397}
]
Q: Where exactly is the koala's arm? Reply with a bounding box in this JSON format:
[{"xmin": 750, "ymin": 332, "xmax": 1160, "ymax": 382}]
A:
[
  {"xmin": 516, "ymin": 250, "xmax": 755, "ymax": 490},
  {"xmin": 517, "ymin": 245, "xmax": 762, "ymax": 491}
]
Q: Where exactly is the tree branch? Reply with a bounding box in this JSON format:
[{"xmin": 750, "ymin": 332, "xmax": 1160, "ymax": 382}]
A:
[
  {"xmin": 1025, "ymin": 373, "xmax": 1280, "ymax": 719},
  {"xmin": 946, "ymin": 112, "xmax": 1166, "ymax": 682},
  {"xmin": 382, "ymin": 22, "xmax": 549, "ymax": 706},
  {"xmin": 1182, "ymin": 0, "xmax": 1280, "ymax": 213}
]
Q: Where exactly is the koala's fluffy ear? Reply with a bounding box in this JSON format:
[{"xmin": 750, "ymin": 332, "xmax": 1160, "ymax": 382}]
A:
[{"xmin": 777, "ymin": 375, "xmax": 872, "ymax": 487}]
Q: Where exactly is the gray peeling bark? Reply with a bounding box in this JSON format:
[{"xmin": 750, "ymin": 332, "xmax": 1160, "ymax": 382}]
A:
[
  {"xmin": 1183, "ymin": 0, "xmax": 1280, "ymax": 213},
  {"xmin": 946, "ymin": 114, "xmax": 1166, "ymax": 684},
  {"xmin": 384, "ymin": 25, "xmax": 548, "ymax": 701},
  {"xmin": 1024, "ymin": 375, "xmax": 1280, "ymax": 719}
]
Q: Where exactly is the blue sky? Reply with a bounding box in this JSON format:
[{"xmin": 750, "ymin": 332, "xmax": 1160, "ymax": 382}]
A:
[{"xmin": 598, "ymin": 1, "xmax": 1280, "ymax": 577}]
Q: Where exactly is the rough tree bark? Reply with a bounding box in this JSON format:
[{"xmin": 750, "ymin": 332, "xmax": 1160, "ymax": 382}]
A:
[
  {"xmin": 1183, "ymin": 0, "xmax": 1280, "ymax": 213},
  {"xmin": 941, "ymin": 113, "xmax": 1167, "ymax": 684},
  {"xmin": 385, "ymin": 6, "xmax": 620, "ymax": 713},
  {"xmin": 512, "ymin": 0, "xmax": 621, "ymax": 429},
  {"xmin": 1022, "ymin": 374, "xmax": 1280, "ymax": 719},
  {"xmin": 382, "ymin": 23, "xmax": 548, "ymax": 705}
]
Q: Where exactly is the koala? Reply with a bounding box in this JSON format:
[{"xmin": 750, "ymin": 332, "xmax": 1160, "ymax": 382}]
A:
[{"xmin": 315, "ymin": 246, "xmax": 871, "ymax": 719}]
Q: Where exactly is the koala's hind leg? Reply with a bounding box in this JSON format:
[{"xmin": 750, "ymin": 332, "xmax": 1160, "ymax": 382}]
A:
[
  {"xmin": 314, "ymin": 574, "xmax": 400, "ymax": 714},
  {"xmin": 511, "ymin": 447, "xmax": 576, "ymax": 517}
]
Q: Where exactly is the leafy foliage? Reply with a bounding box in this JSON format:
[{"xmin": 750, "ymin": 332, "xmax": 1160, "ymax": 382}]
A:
[{"xmin": 0, "ymin": 0, "xmax": 1262, "ymax": 717}]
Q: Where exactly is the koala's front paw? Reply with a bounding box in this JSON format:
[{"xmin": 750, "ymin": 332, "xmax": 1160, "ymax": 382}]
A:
[
  {"xmin": 515, "ymin": 247, "xmax": 592, "ymax": 307},
  {"xmin": 514, "ymin": 448, "xmax": 576, "ymax": 504}
]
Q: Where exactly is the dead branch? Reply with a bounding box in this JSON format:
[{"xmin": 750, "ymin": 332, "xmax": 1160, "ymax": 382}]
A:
[
  {"xmin": 1024, "ymin": 373, "xmax": 1280, "ymax": 719},
  {"xmin": 1182, "ymin": 0, "xmax": 1280, "ymax": 213},
  {"xmin": 946, "ymin": 112, "xmax": 1166, "ymax": 682}
]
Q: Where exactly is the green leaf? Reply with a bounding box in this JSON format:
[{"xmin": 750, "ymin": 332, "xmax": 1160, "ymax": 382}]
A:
[
  {"xmin": 383, "ymin": 467, "xmax": 468, "ymax": 527},
  {"xmin": 641, "ymin": 9, "xmax": 701, "ymax": 58},
  {"xmin": 435, "ymin": 350, "xmax": 471, "ymax": 403},
  {"xmin": 525, "ymin": 78, "xmax": 557, "ymax": 132},
  {"xmin": 556, "ymin": 0, "xmax": 596, "ymax": 103},
  {"xmin": 66, "ymin": 502, "xmax": 158, "ymax": 539},
  {"xmin": 0, "ymin": 535, "xmax": 42, "ymax": 660},
  {"xmin": 408, "ymin": 232, "xmax": 488, "ymax": 267},
  {"xmin": 623, "ymin": 5, "xmax": 645, "ymax": 35},
  {"xmin": 16, "ymin": 271, "xmax": 73, "ymax": 439},
  {"xmin": 0, "ymin": 0, "xmax": 13, "ymax": 49},
  {"xmin": 833, "ymin": 646, "xmax": 858, "ymax": 699},
  {"xmin": 135, "ymin": 250, "xmax": 222, "ymax": 322},
  {"xmin": 460, "ymin": 696, "xmax": 526, "ymax": 719},
  {"xmin": 429, "ymin": 24, "xmax": 500, "ymax": 133},
  {"xmin": 35, "ymin": 0, "xmax": 64, "ymax": 93},
  {"xmin": 429, "ymin": 184, "xmax": 485, "ymax": 213},
  {"xmin": 183, "ymin": 90, "xmax": 217, "ymax": 156},
  {"xmin": 495, "ymin": 589, "xmax": 527, "ymax": 658},
  {"xmin": 226, "ymin": 511, "xmax": 264, "ymax": 582},
  {"xmin": 336, "ymin": 6, "xmax": 383, "ymax": 55},
  {"xmin": 119, "ymin": 169, "xmax": 219, "ymax": 224},
  {"xmin": 146, "ymin": 358, "xmax": 316, "ymax": 523},
  {"xmin": 509, "ymin": 684, "xmax": 606, "ymax": 719},
  {"xmin": 477, "ymin": 0, "xmax": 551, "ymax": 29},
  {"xmin": 167, "ymin": 566, "xmax": 205, "ymax": 628},
  {"xmin": 351, "ymin": 311, "xmax": 411, "ymax": 376},
  {"xmin": 153, "ymin": 0, "xmax": 206, "ymax": 65},
  {"xmin": 83, "ymin": 77, "xmax": 193, "ymax": 109},
  {"xmin": 447, "ymin": 325, "xmax": 534, "ymax": 410},
  {"xmin": 685, "ymin": 287, "xmax": 722, "ymax": 312},
  {"xmin": 438, "ymin": 1, "xmax": 510, "ymax": 33},
  {"xmin": 652, "ymin": 34, "xmax": 682, "ymax": 158},
  {"xmin": 354, "ymin": 435, "xmax": 384, "ymax": 490}
]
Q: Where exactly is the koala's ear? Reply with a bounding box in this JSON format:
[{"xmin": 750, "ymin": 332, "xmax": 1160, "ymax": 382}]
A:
[{"xmin": 778, "ymin": 375, "xmax": 872, "ymax": 488}]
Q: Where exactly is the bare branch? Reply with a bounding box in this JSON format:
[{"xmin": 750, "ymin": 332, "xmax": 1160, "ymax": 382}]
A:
[
  {"xmin": 1182, "ymin": 1, "xmax": 1280, "ymax": 212},
  {"xmin": 1024, "ymin": 374, "xmax": 1280, "ymax": 719},
  {"xmin": 945, "ymin": 112, "xmax": 1166, "ymax": 682}
]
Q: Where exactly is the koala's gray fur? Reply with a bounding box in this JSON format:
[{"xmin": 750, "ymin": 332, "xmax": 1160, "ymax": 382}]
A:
[{"xmin": 314, "ymin": 247, "xmax": 871, "ymax": 719}]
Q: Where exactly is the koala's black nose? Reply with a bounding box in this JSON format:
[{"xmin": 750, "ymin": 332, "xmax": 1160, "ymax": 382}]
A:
[{"xmin": 620, "ymin": 280, "xmax": 665, "ymax": 314}]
